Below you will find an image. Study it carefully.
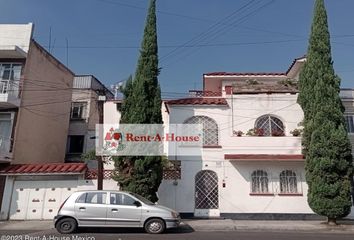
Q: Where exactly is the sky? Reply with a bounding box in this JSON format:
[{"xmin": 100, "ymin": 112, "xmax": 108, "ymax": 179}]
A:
[{"xmin": 1, "ymin": 0, "xmax": 354, "ymax": 99}]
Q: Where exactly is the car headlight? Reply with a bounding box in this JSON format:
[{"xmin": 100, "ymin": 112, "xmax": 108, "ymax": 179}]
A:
[{"xmin": 171, "ymin": 211, "xmax": 179, "ymax": 218}]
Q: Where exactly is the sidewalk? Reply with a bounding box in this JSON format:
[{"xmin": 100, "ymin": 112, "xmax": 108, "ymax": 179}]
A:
[
  {"xmin": 183, "ymin": 219, "xmax": 354, "ymax": 233},
  {"xmin": 1, "ymin": 219, "xmax": 354, "ymax": 233}
]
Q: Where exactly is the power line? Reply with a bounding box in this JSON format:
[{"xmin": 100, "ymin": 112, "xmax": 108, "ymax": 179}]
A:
[
  {"xmin": 160, "ymin": 0, "xmax": 260, "ymax": 62},
  {"xmin": 161, "ymin": 0, "xmax": 277, "ymax": 67}
]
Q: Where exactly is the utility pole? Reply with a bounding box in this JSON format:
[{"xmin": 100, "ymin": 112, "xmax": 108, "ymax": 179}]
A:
[{"xmin": 97, "ymin": 93, "xmax": 106, "ymax": 190}]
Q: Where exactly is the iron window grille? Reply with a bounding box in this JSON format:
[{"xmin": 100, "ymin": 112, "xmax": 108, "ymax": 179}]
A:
[
  {"xmin": 279, "ymin": 170, "xmax": 298, "ymax": 194},
  {"xmin": 251, "ymin": 170, "xmax": 269, "ymax": 193},
  {"xmin": 255, "ymin": 115, "xmax": 285, "ymax": 136},
  {"xmin": 184, "ymin": 116, "xmax": 218, "ymax": 146}
]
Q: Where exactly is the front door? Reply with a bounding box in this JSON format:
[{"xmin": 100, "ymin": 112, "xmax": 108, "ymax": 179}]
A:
[
  {"xmin": 75, "ymin": 192, "xmax": 108, "ymax": 226},
  {"xmin": 106, "ymin": 192, "xmax": 142, "ymax": 227},
  {"xmin": 194, "ymin": 170, "xmax": 219, "ymax": 217}
]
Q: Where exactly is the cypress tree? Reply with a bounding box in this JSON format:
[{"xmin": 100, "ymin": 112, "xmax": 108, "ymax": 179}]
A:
[
  {"xmin": 298, "ymin": 0, "xmax": 353, "ymax": 224},
  {"xmin": 113, "ymin": 0, "xmax": 163, "ymax": 202}
]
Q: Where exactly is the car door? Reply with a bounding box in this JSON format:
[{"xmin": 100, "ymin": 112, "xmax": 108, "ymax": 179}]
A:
[
  {"xmin": 74, "ymin": 192, "xmax": 108, "ymax": 226},
  {"xmin": 106, "ymin": 192, "xmax": 142, "ymax": 227}
]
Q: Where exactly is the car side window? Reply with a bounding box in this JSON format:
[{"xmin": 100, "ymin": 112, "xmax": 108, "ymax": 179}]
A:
[
  {"xmin": 77, "ymin": 192, "xmax": 107, "ymax": 204},
  {"xmin": 110, "ymin": 193, "xmax": 136, "ymax": 206},
  {"xmin": 76, "ymin": 193, "xmax": 87, "ymax": 203}
]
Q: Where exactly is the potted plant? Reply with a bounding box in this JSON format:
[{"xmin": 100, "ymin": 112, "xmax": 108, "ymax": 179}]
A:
[
  {"xmin": 255, "ymin": 128, "xmax": 265, "ymax": 136},
  {"xmin": 233, "ymin": 130, "xmax": 244, "ymax": 137},
  {"xmin": 247, "ymin": 128, "xmax": 265, "ymax": 136},
  {"xmin": 290, "ymin": 128, "xmax": 302, "ymax": 137},
  {"xmin": 246, "ymin": 128, "xmax": 256, "ymax": 136},
  {"xmin": 271, "ymin": 130, "xmax": 285, "ymax": 137}
]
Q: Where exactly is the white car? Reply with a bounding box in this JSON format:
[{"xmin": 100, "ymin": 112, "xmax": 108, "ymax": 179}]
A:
[{"xmin": 54, "ymin": 190, "xmax": 180, "ymax": 234}]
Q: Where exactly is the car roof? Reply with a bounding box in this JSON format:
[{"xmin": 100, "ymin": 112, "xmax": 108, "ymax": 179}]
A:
[{"xmin": 73, "ymin": 190, "xmax": 129, "ymax": 193}]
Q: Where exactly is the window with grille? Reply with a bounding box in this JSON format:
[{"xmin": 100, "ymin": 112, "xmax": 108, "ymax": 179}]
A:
[
  {"xmin": 280, "ymin": 170, "xmax": 298, "ymax": 194},
  {"xmin": 251, "ymin": 170, "xmax": 269, "ymax": 193},
  {"xmin": 255, "ymin": 115, "xmax": 284, "ymax": 136},
  {"xmin": 184, "ymin": 116, "xmax": 218, "ymax": 146},
  {"xmin": 345, "ymin": 115, "xmax": 354, "ymax": 133},
  {"xmin": 0, "ymin": 63, "xmax": 22, "ymax": 94},
  {"xmin": 71, "ymin": 102, "xmax": 87, "ymax": 120}
]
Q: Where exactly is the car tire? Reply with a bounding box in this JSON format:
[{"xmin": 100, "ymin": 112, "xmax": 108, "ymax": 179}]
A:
[
  {"xmin": 144, "ymin": 218, "xmax": 165, "ymax": 234},
  {"xmin": 55, "ymin": 217, "xmax": 78, "ymax": 234}
]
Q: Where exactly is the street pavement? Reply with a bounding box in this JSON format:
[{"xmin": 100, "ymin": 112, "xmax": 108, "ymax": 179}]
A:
[
  {"xmin": 0, "ymin": 219, "xmax": 354, "ymax": 240},
  {"xmin": 0, "ymin": 228, "xmax": 353, "ymax": 240}
]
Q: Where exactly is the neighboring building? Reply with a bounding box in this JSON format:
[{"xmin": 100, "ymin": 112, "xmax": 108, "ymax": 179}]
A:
[
  {"xmin": 103, "ymin": 56, "xmax": 354, "ymax": 220},
  {"xmin": 341, "ymin": 89, "xmax": 354, "ymax": 154},
  {"xmin": 66, "ymin": 75, "xmax": 113, "ymax": 164},
  {"xmin": 0, "ymin": 24, "xmax": 115, "ymax": 220}
]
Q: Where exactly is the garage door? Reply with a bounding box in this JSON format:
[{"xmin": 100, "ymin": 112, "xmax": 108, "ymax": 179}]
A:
[{"xmin": 9, "ymin": 180, "xmax": 78, "ymax": 220}]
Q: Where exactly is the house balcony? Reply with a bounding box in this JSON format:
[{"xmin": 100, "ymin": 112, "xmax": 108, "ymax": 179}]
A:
[
  {"xmin": 0, "ymin": 80, "xmax": 20, "ymax": 108},
  {"xmin": 221, "ymin": 136, "xmax": 302, "ymax": 156}
]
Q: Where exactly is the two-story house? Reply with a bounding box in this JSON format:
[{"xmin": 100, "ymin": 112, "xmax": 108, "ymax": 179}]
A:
[{"xmin": 102, "ymin": 56, "xmax": 353, "ymax": 220}]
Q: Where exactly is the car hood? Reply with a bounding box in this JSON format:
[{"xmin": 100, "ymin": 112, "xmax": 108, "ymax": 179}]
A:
[{"xmin": 149, "ymin": 204, "xmax": 176, "ymax": 213}]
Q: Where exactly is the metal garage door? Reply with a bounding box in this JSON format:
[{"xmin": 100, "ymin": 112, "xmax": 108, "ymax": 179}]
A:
[{"xmin": 9, "ymin": 180, "xmax": 78, "ymax": 220}]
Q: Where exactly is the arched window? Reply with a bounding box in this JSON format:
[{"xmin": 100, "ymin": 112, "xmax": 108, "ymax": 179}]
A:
[
  {"xmin": 251, "ymin": 170, "xmax": 269, "ymax": 193},
  {"xmin": 255, "ymin": 115, "xmax": 284, "ymax": 136},
  {"xmin": 184, "ymin": 116, "xmax": 218, "ymax": 146},
  {"xmin": 280, "ymin": 170, "xmax": 298, "ymax": 193}
]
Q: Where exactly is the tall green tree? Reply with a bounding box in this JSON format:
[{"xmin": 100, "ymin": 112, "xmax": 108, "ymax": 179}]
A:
[
  {"xmin": 298, "ymin": 0, "xmax": 353, "ymax": 224},
  {"xmin": 113, "ymin": 0, "xmax": 163, "ymax": 202}
]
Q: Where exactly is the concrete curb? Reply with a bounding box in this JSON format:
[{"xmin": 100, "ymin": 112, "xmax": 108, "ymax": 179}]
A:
[{"xmin": 182, "ymin": 220, "xmax": 354, "ymax": 233}]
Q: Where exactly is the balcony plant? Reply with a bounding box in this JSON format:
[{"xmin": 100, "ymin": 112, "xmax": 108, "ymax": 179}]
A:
[
  {"xmin": 271, "ymin": 130, "xmax": 285, "ymax": 137},
  {"xmin": 255, "ymin": 128, "xmax": 265, "ymax": 136},
  {"xmin": 246, "ymin": 128, "xmax": 264, "ymax": 136},
  {"xmin": 290, "ymin": 128, "xmax": 302, "ymax": 137},
  {"xmin": 233, "ymin": 130, "xmax": 244, "ymax": 137},
  {"xmin": 246, "ymin": 128, "xmax": 256, "ymax": 136}
]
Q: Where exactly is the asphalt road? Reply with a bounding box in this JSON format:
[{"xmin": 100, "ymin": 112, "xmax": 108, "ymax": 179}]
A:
[{"xmin": 0, "ymin": 228, "xmax": 353, "ymax": 240}]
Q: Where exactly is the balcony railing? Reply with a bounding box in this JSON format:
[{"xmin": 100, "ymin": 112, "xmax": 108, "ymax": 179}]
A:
[
  {"xmin": 0, "ymin": 80, "xmax": 19, "ymax": 97},
  {"xmin": 189, "ymin": 90, "xmax": 222, "ymax": 97},
  {"xmin": 0, "ymin": 137, "xmax": 11, "ymax": 155}
]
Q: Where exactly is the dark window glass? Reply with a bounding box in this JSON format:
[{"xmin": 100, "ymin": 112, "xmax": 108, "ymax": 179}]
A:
[
  {"xmin": 110, "ymin": 193, "xmax": 136, "ymax": 205},
  {"xmin": 68, "ymin": 136, "xmax": 84, "ymax": 153}
]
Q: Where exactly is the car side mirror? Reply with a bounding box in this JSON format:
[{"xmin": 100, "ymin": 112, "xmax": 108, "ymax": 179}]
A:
[{"xmin": 133, "ymin": 201, "xmax": 142, "ymax": 207}]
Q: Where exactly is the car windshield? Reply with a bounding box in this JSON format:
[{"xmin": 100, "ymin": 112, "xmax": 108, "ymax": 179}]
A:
[{"xmin": 129, "ymin": 192, "xmax": 155, "ymax": 205}]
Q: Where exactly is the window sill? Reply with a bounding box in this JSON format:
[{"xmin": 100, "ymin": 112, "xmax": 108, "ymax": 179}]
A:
[
  {"xmin": 249, "ymin": 193, "xmax": 274, "ymax": 196},
  {"xmin": 203, "ymin": 145, "xmax": 222, "ymax": 149},
  {"xmin": 278, "ymin": 193, "xmax": 303, "ymax": 196}
]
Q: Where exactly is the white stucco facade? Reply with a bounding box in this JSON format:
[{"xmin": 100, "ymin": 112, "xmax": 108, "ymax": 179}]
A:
[{"xmin": 102, "ymin": 57, "xmax": 354, "ymax": 220}]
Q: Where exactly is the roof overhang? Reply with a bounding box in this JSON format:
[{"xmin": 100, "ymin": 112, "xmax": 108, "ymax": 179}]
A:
[
  {"xmin": 0, "ymin": 45, "xmax": 27, "ymax": 59},
  {"xmin": 224, "ymin": 154, "xmax": 305, "ymax": 162},
  {"xmin": 0, "ymin": 163, "xmax": 87, "ymax": 176}
]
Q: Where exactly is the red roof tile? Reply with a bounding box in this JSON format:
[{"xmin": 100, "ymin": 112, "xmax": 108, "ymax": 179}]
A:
[
  {"xmin": 167, "ymin": 98, "xmax": 228, "ymax": 106},
  {"xmin": 225, "ymin": 154, "xmax": 304, "ymax": 161},
  {"xmin": 0, "ymin": 163, "xmax": 87, "ymax": 175}
]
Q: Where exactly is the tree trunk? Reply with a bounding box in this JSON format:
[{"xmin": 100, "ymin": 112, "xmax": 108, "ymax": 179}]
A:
[{"xmin": 327, "ymin": 217, "xmax": 337, "ymax": 225}]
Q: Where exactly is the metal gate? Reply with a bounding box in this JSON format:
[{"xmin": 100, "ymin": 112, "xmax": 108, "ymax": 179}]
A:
[{"xmin": 195, "ymin": 170, "xmax": 218, "ymax": 209}]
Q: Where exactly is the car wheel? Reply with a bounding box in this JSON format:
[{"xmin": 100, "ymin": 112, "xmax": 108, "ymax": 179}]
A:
[
  {"xmin": 56, "ymin": 217, "xmax": 77, "ymax": 234},
  {"xmin": 144, "ymin": 218, "xmax": 165, "ymax": 234}
]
